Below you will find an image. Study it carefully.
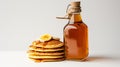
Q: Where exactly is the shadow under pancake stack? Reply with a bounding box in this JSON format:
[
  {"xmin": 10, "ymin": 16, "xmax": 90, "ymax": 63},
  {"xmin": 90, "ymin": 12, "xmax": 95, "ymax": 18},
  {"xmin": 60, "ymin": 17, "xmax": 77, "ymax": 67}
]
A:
[{"xmin": 27, "ymin": 34, "xmax": 65, "ymax": 62}]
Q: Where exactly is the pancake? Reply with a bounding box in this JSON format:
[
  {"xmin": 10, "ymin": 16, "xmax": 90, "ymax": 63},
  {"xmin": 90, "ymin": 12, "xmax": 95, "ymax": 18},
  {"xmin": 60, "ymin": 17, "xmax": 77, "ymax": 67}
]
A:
[
  {"xmin": 32, "ymin": 40, "xmax": 64, "ymax": 48},
  {"xmin": 27, "ymin": 36, "xmax": 65, "ymax": 62},
  {"xmin": 29, "ymin": 58, "xmax": 65, "ymax": 62},
  {"xmin": 29, "ymin": 45, "xmax": 64, "ymax": 52},
  {"xmin": 28, "ymin": 54, "xmax": 64, "ymax": 59},
  {"xmin": 27, "ymin": 50, "xmax": 64, "ymax": 56}
]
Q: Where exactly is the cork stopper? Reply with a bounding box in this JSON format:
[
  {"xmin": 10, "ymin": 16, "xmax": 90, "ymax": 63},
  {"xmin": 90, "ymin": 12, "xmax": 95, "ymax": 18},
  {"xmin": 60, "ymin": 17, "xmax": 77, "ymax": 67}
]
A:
[
  {"xmin": 70, "ymin": 1, "xmax": 80, "ymax": 7},
  {"xmin": 56, "ymin": 1, "xmax": 81, "ymax": 19}
]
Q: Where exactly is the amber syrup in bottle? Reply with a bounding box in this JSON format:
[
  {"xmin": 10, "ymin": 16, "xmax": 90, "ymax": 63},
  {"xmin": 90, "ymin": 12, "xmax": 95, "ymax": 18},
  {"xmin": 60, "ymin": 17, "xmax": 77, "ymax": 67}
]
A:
[
  {"xmin": 64, "ymin": 2, "xmax": 88, "ymax": 60},
  {"xmin": 64, "ymin": 13, "xmax": 88, "ymax": 60},
  {"xmin": 57, "ymin": 1, "xmax": 89, "ymax": 60}
]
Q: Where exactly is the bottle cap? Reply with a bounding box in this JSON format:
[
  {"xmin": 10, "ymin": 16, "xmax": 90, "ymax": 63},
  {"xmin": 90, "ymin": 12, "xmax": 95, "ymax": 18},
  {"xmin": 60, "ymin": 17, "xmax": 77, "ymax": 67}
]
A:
[
  {"xmin": 70, "ymin": 1, "xmax": 80, "ymax": 7},
  {"xmin": 56, "ymin": 1, "xmax": 81, "ymax": 19}
]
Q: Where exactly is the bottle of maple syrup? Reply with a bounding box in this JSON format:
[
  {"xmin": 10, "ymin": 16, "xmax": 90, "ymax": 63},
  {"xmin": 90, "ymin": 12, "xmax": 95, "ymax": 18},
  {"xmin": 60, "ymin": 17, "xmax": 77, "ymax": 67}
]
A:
[{"xmin": 57, "ymin": 1, "xmax": 88, "ymax": 60}]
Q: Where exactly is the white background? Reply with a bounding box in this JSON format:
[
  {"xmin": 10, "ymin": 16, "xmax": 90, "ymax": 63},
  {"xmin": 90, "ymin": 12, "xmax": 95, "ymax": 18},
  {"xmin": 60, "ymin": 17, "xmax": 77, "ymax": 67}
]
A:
[{"xmin": 0, "ymin": 0, "xmax": 120, "ymax": 67}]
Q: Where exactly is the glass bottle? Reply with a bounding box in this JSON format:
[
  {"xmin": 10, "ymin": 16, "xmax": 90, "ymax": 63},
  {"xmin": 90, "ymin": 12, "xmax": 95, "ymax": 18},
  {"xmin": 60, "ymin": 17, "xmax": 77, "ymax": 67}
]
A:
[{"xmin": 63, "ymin": 1, "xmax": 89, "ymax": 60}]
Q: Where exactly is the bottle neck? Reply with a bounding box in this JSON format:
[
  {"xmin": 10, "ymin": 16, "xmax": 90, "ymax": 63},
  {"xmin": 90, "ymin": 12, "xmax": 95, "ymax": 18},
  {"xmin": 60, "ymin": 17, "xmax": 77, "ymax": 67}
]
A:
[{"xmin": 69, "ymin": 13, "xmax": 83, "ymax": 23}]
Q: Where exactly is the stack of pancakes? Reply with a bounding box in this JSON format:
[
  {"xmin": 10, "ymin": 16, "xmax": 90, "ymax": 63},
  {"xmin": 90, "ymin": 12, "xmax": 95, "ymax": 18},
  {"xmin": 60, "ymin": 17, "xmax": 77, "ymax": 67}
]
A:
[{"xmin": 27, "ymin": 39, "xmax": 65, "ymax": 62}]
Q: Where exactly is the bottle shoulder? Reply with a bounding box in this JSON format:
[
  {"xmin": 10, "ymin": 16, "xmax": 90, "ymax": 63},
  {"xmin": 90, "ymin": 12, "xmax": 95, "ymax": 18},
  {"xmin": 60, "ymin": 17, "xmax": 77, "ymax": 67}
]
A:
[{"xmin": 64, "ymin": 22, "xmax": 88, "ymax": 30}]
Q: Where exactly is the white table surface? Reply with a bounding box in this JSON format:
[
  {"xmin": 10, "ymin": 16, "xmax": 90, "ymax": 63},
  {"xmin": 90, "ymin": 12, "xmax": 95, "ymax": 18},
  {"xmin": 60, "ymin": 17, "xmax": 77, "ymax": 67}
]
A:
[{"xmin": 0, "ymin": 51, "xmax": 120, "ymax": 67}]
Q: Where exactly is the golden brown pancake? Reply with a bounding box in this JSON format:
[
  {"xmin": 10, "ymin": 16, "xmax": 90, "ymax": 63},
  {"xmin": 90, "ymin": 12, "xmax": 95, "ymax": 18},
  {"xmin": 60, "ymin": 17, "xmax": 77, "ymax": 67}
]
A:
[
  {"xmin": 28, "ymin": 54, "xmax": 64, "ymax": 59},
  {"xmin": 27, "ymin": 39, "xmax": 65, "ymax": 62},
  {"xmin": 29, "ymin": 58, "xmax": 65, "ymax": 62},
  {"xmin": 29, "ymin": 45, "xmax": 64, "ymax": 52},
  {"xmin": 27, "ymin": 50, "xmax": 64, "ymax": 56},
  {"xmin": 32, "ymin": 40, "xmax": 64, "ymax": 48}
]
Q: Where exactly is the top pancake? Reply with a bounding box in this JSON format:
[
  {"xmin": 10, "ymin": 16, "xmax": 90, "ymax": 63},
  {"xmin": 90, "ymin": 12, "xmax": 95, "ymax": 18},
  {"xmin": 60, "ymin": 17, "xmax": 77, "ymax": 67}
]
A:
[{"xmin": 32, "ymin": 40, "xmax": 64, "ymax": 48}]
